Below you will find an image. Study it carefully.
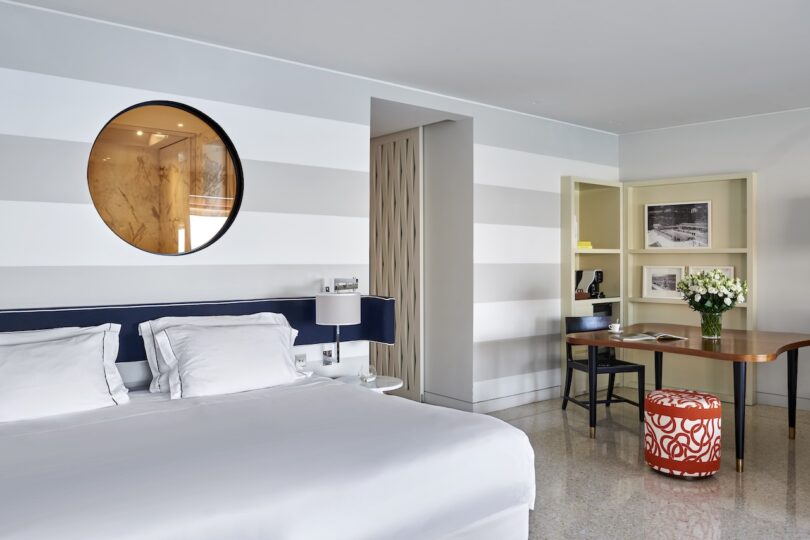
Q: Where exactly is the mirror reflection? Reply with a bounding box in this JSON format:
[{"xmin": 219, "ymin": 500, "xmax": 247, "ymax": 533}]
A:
[{"xmin": 88, "ymin": 102, "xmax": 242, "ymax": 255}]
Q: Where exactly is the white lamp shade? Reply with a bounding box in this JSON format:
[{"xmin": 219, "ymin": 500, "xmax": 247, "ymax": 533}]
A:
[{"xmin": 316, "ymin": 293, "xmax": 361, "ymax": 326}]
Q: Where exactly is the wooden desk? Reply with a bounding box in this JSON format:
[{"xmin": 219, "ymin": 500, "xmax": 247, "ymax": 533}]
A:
[{"xmin": 567, "ymin": 323, "xmax": 810, "ymax": 472}]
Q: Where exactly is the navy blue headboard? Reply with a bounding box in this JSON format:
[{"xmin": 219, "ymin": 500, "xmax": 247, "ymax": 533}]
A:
[{"xmin": 0, "ymin": 296, "xmax": 395, "ymax": 363}]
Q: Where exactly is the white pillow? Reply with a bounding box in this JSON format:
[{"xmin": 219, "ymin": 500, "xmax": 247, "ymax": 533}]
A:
[
  {"xmin": 0, "ymin": 329, "xmax": 129, "ymax": 423},
  {"xmin": 139, "ymin": 312, "xmax": 296, "ymax": 393},
  {"xmin": 155, "ymin": 324, "xmax": 303, "ymax": 399},
  {"xmin": 0, "ymin": 323, "xmax": 119, "ymax": 345},
  {"xmin": 0, "ymin": 323, "xmax": 128, "ymax": 400}
]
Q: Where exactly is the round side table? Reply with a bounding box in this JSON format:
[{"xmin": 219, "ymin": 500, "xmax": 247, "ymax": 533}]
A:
[{"xmin": 336, "ymin": 375, "xmax": 404, "ymax": 394}]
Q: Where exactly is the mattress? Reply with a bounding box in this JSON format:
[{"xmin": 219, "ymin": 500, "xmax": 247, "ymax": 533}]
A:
[{"xmin": 0, "ymin": 377, "xmax": 535, "ymax": 539}]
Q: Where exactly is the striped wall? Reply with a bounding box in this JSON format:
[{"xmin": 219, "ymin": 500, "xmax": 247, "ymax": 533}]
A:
[
  {"xmin": 0, "ymin": 2, "xmax": 618, "ymax": 408},
  {"xmin": 472, "ymin": 144, "xmax": 618, "ymax": 412},
  {"xmin": 0, "ymin": 66, "xmax": 370, "ymax": 304}
]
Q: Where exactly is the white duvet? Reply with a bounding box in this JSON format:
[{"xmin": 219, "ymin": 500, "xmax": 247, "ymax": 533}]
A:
[{"xmin": 0, "ymin": 377, "xmax": 535, "ymax": 540}]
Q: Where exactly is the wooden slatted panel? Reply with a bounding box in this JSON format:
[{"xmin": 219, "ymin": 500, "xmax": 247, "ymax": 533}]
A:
[{"xmin": 370, "ymin": 129, "xmax": 421, "ymax": 401}]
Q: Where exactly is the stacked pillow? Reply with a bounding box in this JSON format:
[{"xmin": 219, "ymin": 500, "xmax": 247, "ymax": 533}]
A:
[
  {"xmin": 139, "ymin": 313, "xmax": 302, "ymax": 398},
  {"xmin": 0, "ymin": 312, "xmax": 303, "ymax": 423},
  {"xmin": 0, "ymin": 324, "xmax": 128, "ymax": 422}
]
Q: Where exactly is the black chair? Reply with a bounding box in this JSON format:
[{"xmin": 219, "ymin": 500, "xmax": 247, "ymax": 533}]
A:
[{"xmin": 562, "ymin": 316, "xmax": 645, "ymax": 421}]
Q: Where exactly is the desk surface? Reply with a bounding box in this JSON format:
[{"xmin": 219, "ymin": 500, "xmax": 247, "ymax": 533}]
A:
[{"xmin": 567, "ymin": 323, "xmax": 810, "ymax": 363}]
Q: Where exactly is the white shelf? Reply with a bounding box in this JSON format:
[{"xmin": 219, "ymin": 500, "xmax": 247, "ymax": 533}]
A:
[
  {"xmin": 574, "ymin": 296, "xmax": 622, "ymax": 305},
  {"xmin": 628, "ymin": 248, "xmax": 747, "ymax": 255},
  {"xmin": 628, "ymin": 297, "xmax": 747, "ymax": 309},
  {"xmin": 575, "ymin": 249, "xmax": 621, "ymax": 254}
]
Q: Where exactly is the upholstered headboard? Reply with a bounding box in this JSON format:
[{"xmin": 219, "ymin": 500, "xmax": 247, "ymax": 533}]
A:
[{"xmin": 0, "ymin": 296, "xmax": 395, "ymax": 363}]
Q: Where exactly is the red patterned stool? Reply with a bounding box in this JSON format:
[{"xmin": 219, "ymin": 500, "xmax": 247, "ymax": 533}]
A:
[{"xmin": 644, "ymin": 389, "xmax": 722, "ymax": 478}]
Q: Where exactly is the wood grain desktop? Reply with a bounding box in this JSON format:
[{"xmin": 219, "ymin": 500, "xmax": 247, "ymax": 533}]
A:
[{"xmin": 567, "ymin": 323, "xmax": 810, "ymax": 472}]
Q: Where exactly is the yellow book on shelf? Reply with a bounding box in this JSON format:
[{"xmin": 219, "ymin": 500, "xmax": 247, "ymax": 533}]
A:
[{"xmin": 577, "ymin": 241, "xmax": 593, "ymax": 249}]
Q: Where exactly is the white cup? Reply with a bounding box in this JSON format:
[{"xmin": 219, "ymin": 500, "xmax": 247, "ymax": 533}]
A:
[{"xmin": 609, "ymin": 323, "xmax": 622, "ymax": 333}]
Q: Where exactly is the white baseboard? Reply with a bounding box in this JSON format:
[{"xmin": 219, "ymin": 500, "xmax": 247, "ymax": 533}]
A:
[
  {"xmin": 473, "ymin": 368, "xmax": 560, "ymax": 403},
  {"xmin": 473, "ymin": 386, "xmax": 560, "ymax": 414},
  {"xmin": 756, "ymin": 391, "xmax": 810, "ymax": 411},
  {"xmin": 424, "ymin": 385, "xmax": 561, "ymax": 414},
  {"xmin": 423, "ymin": 392, "xmax": 474, "ymax": 412}
]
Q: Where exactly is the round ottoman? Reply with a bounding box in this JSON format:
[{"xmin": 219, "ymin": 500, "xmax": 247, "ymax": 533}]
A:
[{"xmin": 644, "ymin": 389, "xmax": 722, "ymax": 478}]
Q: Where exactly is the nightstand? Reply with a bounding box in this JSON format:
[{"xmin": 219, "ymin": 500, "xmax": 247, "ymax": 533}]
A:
[{"xmin": 336, "ymin": 375, "xmax": 404, "ymax": 394}]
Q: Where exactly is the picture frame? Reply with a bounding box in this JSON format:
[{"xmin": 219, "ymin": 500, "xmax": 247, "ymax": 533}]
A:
[
  {"xmin": 645, "ymin": 201, "xmax": 711, "ymax": 248},
  {"xmin": 688, "ymin": 265, "xmax": 734, "ymax": 279},
  {"xmin": 642, "ymin": 266, "xmax": 686, "ymax": 299}
]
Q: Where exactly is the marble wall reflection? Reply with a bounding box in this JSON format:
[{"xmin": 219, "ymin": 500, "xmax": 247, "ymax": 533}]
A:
[
  {"xmin": 88, "ymin": 104, "xmax": 238, "ymax": 255},
  {"xmin": 158, "ymin": 138, "xmax": 191, "ymax": 253},
  {"xmin": 88, "ymin": 138, "xmax": 162, "ymax": 252}
]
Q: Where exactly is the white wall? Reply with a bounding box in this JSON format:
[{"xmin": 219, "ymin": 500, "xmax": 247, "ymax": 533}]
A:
[
  {"xmin": 0, "ymin": 3, "xmax": 618, "ymax": 410},
  {"xmin": 471, "ymin": 145, "xmax": 618, "ymax": 411},
  {"xmin": 423, "ymin": 120, "xmax": 475, "ymax": 407},
  {"xmin": 620, "ymin": 108, "xmax": 810, "ymax": 410}
]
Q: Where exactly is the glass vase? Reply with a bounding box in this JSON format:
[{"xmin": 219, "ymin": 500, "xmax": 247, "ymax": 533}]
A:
[{"xmin": 700, "ymin": 312, "xmax": 722, "ymax": 339}]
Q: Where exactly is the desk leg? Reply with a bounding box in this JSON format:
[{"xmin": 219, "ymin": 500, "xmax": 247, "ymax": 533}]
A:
[
  {"xmin": 733, "ymin": 361, "xmax": 747, "ymax": 473},
  {"xmin": 788, "ymin": 349, "xmax": 798, "ymax": 440},
  {"xmin": 654, "ymin": 351, "xmax": 663, "ymax": 390},
  {"xmin": 588, "ymin": 345, "xmax": 597, "ymax": 438}
]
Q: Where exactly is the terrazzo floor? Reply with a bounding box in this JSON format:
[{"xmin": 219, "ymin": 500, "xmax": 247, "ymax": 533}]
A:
[{"xmin": 490, "ymin": 390, "xmax": 810, "ymax": 539}]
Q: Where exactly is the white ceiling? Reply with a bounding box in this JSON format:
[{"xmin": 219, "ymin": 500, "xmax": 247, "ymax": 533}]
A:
[{"xmin": 14, "ymin": 0, "xmax": 810, "ymax": 133}]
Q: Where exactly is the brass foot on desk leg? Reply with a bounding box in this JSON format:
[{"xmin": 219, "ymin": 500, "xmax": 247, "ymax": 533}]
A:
[
  {"xmin": 736, "ymin": 459, "xmax": 744, "ymax": 473},
  {"xmin": 789, "ymin": 427, "xmax": 796, "ymax": 440},
  {"xmin": 589, "ymin": 427, "xmax": 596, "ymax": 439}
]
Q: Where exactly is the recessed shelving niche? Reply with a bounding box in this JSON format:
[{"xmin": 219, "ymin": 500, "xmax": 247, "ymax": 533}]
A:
[{"xmin": 561, "ymin": 173, "xmax": 757, "ymax": 404}]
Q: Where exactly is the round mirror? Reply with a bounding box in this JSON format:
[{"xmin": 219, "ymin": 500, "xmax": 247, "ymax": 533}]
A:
[{"xmin": 87, "ymin": 101, "xmax": 243, "ymax": 255}]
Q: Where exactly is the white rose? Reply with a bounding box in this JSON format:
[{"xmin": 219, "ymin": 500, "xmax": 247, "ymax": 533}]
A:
[
  {"xmin": 695, "ymin": 294, "xmax": 702, "ymax": 302},
  {"xmin": 738, "ymin": 295, "xmax": 745, "ymax": 303},
  {"xmin": 724, "ymin": 297, "xmax": 732, "ymax": 306}
]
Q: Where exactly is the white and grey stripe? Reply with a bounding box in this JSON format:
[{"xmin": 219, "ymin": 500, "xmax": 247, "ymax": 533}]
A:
[
  {"xmin": 1, "ymin": 2, "xmax": 619, "ymax": 409},
  {"xmin": 0, "ymin": 265, "xmax": 369, "ymax": 309},
  {"xmin": 471, "ymin": 143, "xmax": 618, "ymax": 402},
  {"xmin": 0, "ymin": 135, "xmax": 369, "ymax": 217}
]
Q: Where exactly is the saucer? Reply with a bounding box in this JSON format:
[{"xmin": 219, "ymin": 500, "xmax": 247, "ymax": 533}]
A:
[{"xmin": 608, "ymin": 329, "xmax": 623, "ymax": 334}]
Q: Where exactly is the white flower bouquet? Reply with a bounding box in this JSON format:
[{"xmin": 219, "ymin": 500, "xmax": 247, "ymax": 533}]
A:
[{"xmin": 676, "ymin": 270, "xmax": 749, "ymax": 338}]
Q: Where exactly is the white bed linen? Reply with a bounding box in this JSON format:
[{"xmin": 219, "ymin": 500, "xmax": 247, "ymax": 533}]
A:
[{"xmin": 0, "ymin": 378, "xmax": 535, "ymax": 540}]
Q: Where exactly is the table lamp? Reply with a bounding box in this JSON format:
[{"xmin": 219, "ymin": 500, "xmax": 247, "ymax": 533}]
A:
[{"xmin": 316, "ymin": 292, "xmax": 361, "ymax": 363}]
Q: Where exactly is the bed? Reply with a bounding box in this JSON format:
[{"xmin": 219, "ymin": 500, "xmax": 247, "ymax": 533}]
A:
[{"xmin": 0, "ymin": 298, "xmax": 535, "ymax": 539}]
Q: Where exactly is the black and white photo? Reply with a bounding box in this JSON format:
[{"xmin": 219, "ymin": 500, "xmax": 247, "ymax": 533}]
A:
[
  {"xmin": 645, "ymin": 201, "xmax": 711, "ymax": 248},
  {"xmin": 643, "ymin": 265, "xmax": 685, "ymax": 299}
]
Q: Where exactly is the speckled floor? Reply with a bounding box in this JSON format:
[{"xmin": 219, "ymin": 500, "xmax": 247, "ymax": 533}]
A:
[{"xmin": 490, "ymin": 390, "xmax": 810, "ymax": 540}]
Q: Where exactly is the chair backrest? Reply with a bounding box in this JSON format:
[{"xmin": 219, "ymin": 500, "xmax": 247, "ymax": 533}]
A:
[
  {"xmin": 565, "ymin": 316, "xmax": 612, "ymax": 361},
  {"xmin": 565, "ymin": 316, "xmax": 612, "ymax": 334}
]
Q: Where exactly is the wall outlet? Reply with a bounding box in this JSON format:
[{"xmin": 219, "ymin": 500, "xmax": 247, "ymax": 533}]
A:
[{"xmin": 294, "ymin": 354, "xmax": 307, "ymax": 367}]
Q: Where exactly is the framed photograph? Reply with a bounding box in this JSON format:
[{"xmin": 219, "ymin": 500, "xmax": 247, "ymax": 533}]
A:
[
  {"xmin": 643, "ymin": 266, "xmax": 685, "ymax": 299},
  {"xmin": 688, "ymin": 265, "xmax": 734, "ymax": 279},
  {"xmin": 645, "ymin": 201, "xmax": 711, "ymax": 248}
]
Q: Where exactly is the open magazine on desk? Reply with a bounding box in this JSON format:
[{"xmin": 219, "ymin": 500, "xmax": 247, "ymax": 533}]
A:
[{"xmin": 620, "ymin": 331, "xmax": 687, "ymax": 342}]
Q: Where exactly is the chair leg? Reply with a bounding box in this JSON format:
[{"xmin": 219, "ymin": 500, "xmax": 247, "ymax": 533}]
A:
[
  {"xmin": 606, "ymin": 373, "xmax": 616, "ymax": 407},
  {"xmin": 562, "ymin": 366, "xmax": 573, "ymax": 410},
  {"xmin": 638, "ymin": 367, "xmax": 646, "ymax": 422}
]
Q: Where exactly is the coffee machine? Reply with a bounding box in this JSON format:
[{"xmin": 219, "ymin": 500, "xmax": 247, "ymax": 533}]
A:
[{"xmin": 575, "ymin": 269, "xmax": 604, "ymax": 299}]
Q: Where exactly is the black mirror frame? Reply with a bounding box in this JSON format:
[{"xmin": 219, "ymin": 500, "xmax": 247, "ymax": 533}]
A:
[{"xmin": 87, "ymin": 100, "xmax": 244, "ymax": 256}]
